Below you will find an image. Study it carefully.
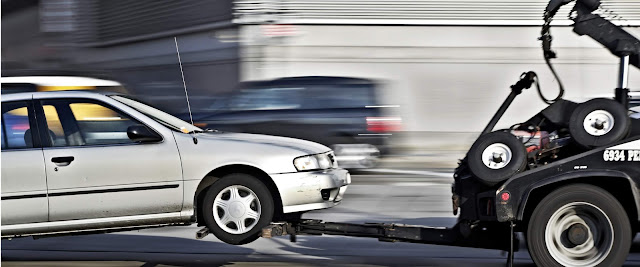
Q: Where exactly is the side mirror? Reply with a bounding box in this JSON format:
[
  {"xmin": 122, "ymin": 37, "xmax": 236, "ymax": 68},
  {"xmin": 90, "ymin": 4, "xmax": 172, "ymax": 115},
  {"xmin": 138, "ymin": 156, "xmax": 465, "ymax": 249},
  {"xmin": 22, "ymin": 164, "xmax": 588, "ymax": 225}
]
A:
[{"xmin": 127, "ymin": 125, "xmax": 162, "ymax": 143}]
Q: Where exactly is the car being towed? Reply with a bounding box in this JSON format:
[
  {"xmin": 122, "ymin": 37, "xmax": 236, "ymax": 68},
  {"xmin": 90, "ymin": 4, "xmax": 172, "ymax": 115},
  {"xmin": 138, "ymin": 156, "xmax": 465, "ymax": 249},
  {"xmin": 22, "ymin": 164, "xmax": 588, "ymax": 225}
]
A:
[{"xmin": 1, "ymin": 91, "xmax": 350, "ymax": 245}]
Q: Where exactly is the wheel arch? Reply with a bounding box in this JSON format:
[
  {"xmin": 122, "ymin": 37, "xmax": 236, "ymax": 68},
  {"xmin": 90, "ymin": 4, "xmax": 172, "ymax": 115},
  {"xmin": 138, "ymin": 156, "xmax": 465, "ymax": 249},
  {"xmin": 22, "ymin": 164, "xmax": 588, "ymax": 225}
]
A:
[
  {"xmin": 193, "ymin": 164, "xmax": 283, "ymax": 226},
  {"xmin": 518, "ymin": 173, "xmax": 640, "ymax": 231}
]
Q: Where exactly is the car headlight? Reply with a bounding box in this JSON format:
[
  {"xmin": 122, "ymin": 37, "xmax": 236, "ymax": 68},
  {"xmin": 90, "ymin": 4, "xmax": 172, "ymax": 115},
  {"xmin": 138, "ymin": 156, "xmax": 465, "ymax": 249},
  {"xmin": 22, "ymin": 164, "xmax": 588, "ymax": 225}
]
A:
[{"xmin": 294, "ymin": 152, "xmax": 337, "ymax": 171}]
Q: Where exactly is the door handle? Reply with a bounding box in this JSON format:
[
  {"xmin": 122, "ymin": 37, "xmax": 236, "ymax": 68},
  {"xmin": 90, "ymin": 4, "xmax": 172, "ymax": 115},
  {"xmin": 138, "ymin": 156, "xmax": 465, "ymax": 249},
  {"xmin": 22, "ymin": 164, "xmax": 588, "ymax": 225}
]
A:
[{"xmin": 51, "ymin": 156, "xmax": 74, "ymax": 166}]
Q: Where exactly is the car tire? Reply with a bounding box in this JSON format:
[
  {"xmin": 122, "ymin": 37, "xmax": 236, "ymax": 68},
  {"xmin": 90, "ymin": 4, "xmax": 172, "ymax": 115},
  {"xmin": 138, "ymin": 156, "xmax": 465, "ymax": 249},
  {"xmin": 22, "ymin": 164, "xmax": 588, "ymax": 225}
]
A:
[
  {"xmin": 527, "ymin": 184, "xmax": 631, "ymax": 267},
  {"xmin": 466, "ymin": 131, "xmax": 527, "ymax": 186},
  {"xmin": 202, "ymin": 173, "xmax": 274, "ymax": 245},
  {"xmin": 569, "ymin": 98, "xmax": 630, "ymax": 148}
]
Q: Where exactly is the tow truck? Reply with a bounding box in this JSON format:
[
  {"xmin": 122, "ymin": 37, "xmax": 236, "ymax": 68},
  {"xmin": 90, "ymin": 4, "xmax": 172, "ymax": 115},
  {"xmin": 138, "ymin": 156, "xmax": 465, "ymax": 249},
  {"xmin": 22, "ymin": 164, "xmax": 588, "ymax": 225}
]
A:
[{"xmin": 254, "ymin": 0, "xmax": 640, "ymax": 266}]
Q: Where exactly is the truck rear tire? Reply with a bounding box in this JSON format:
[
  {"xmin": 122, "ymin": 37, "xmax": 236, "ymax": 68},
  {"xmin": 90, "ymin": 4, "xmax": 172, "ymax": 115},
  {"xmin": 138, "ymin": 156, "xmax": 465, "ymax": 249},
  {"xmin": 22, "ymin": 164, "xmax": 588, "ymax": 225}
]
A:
[
  {"xmin": 527, "ymin": 184, "xmax": 631, "ymax": 267},
  {"xmin": 466, "ymin": 131, "xmax": 527, "ymax": 186}
]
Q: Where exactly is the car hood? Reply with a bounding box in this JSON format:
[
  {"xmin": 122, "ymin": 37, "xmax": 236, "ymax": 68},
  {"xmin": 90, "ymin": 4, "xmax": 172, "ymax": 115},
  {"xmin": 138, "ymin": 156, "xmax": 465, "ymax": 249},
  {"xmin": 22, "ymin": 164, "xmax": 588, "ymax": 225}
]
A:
[
  {"xmin": 173, "ymin": 131, "xmax": 331, "ymax": 175},
  {"xmin": 195, "ymin": 132, "xmax": 330, "ymax": 155}
]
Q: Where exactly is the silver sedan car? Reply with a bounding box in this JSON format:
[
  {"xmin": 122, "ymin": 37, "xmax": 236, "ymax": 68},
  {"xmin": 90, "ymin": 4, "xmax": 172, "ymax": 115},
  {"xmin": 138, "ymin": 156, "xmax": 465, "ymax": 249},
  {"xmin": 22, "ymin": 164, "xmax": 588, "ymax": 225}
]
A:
[{"xmin": 1, "ymin": 91, "xmax": 350, "ymax": 245}]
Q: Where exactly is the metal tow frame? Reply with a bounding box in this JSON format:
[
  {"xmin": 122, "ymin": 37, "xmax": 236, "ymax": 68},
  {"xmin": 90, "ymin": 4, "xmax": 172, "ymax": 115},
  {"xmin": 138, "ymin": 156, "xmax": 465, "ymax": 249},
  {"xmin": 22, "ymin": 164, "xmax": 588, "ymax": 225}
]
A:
[{"xmin": 262, "ymin": 219, "xmax": 519, "ymax": 266}]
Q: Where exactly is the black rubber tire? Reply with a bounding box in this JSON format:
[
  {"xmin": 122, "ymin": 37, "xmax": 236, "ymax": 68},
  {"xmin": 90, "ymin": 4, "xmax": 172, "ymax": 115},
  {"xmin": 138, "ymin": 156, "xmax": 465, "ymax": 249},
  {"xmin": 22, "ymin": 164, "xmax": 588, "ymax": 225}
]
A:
[
  {"xmin": 202, "ymin": 173, "xmax": 274, "ymax": 245},
  {"xmin": 569, "ymin": 98, "xmax": 630, "ymax": 148},
  {"xmin": 527, "ymin": 184, "xmax": 631, "ymax": 267},
  {"xmin": 467, "ymin": 131, "xmax": 527, "ymax": 186}
]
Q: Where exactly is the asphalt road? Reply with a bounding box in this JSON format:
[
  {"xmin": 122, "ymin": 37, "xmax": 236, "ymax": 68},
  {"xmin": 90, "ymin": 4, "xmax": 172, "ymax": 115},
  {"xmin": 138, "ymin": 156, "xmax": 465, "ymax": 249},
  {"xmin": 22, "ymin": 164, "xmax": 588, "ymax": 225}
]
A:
[{"xmin": 3, "ymin": 171, "xmax": 640, "ymax": 267}]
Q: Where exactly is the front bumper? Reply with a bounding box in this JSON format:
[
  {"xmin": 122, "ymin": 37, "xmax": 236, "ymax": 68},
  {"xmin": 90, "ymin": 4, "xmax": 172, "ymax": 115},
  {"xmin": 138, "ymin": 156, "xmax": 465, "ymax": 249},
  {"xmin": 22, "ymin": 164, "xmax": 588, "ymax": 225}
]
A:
[{"xmin": 270, "ymin": 168, "xmax": 351, "ymax": 213}]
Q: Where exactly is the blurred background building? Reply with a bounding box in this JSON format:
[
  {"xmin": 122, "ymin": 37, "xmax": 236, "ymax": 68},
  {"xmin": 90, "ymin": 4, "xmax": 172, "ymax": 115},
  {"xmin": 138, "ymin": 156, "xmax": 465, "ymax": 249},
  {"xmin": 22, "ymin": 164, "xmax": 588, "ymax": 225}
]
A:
[
  {"xmin": 3, "ymin": 0, "xmax": 640, "ymax": 152},
  {"xmin": 2, "ymin": 0, "xmax": 239, "ymax": 111}
]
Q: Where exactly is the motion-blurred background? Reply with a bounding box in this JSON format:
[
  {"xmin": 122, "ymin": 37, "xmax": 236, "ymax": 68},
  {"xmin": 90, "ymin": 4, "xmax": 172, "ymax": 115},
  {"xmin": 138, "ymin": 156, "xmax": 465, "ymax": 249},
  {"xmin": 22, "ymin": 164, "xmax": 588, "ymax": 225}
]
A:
[{"xmin": 3, "ymin": 0, "xmax": 639, "ymax": 167}]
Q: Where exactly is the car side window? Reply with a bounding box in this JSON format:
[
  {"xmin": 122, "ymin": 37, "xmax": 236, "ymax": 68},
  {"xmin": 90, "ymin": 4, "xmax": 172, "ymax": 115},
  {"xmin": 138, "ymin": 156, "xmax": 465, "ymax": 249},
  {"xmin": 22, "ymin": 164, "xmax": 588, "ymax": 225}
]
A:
[
  {"xmin": 41, "ymin": 99, "xmax": 140, "ymax": 147},
  {"xmin": 228, "ymin": 88, "xmax": 302, "ymax": 110},
  {"xmin": 303, "ymin": 84, "xmax": 376, "ymax": 109},
  {"xmin": 1, "ymin": 101, "xmax": 34, "ymax": 150}
]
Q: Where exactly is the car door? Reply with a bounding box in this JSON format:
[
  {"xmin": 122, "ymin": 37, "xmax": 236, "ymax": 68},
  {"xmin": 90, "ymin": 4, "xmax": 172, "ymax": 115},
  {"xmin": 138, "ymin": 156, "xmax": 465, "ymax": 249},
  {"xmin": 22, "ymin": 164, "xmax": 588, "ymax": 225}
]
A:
[
  {"xmin": 1, "ymin": 99, "xmax": 49, "ymax": 225},
  {"xmin": 37, "ymin": 97, "xmax": 183, "ymax": 221}
]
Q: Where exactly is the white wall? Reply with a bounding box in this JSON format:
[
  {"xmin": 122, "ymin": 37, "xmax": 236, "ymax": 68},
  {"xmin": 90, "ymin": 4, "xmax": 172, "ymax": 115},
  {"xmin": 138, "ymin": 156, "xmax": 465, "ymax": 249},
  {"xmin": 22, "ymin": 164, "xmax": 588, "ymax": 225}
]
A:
[{"xmin": 240, "ymin": 25, "xmax": 640, "ymax": 149}]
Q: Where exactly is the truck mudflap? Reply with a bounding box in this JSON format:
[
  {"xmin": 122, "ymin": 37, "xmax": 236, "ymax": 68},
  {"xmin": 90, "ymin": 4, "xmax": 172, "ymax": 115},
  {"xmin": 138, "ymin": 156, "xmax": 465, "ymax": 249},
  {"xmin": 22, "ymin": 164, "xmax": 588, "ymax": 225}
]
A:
[{"xmin": 261, "ymin": 219, "xmax": 518, "ymax": 252}]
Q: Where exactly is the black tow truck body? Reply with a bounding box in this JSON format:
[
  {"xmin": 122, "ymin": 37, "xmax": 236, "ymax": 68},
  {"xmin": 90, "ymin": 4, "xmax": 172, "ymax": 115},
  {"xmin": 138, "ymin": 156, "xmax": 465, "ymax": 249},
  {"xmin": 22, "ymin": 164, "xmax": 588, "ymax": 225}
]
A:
[
  {"xmin": 495, "ymin": 137, "xmax": 640, "ymax": 224},
  {"xmin": 256, "ymin": 0, "xmax": 640, "ymax": 265}
]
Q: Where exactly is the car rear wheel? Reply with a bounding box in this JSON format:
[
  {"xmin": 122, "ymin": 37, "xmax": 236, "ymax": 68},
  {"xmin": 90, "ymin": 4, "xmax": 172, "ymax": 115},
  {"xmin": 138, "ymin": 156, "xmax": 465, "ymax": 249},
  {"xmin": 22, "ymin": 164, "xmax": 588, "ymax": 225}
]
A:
[
  {"xmin": 202, "ymin": 173, "xmax": 274, "ymax": 245},
  {"xmin": 527, "ymin": 184, "xmax": 631, "ymax": 267}
]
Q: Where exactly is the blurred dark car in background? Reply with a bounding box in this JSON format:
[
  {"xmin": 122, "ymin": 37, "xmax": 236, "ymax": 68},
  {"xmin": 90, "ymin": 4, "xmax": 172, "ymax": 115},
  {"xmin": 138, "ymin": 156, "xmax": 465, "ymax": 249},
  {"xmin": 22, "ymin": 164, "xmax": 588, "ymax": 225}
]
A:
[{"xmin": 187, "ymin": 76, "xmax": 401, "ymax": 168}]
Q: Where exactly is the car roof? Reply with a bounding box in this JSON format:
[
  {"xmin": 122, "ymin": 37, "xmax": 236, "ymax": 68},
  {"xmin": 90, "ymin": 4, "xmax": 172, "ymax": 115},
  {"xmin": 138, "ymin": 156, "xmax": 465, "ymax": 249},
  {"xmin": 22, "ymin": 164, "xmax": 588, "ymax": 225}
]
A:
[
  {"xmin": 0, "ymin": 76, "xmax": 121, "ymax": 86},
  {"xmin": 1, "ymin": 90, "xmax": 123, "ymax": 102},
  {"xmin": 238, "ymin": 76, "xmax": 375, "ymax": 88}
]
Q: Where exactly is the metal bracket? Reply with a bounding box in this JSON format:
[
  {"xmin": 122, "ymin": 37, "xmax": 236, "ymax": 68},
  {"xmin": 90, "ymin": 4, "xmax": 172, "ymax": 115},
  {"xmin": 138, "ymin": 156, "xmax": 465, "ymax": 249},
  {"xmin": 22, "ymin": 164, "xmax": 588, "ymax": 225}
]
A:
[
  {"xmin": 506, "ymin": 221, "xmax": 516, "ymax": 267},
  {"xmin": 261, "ymin": 220, "xmax": 518, "ymax": 252},
  {"xmin": 261, "ymin": 223, "xmax": 289, "ymax": 238},
  {"xmin": 196, "ymin": 227, "xmax": 210, "ymax": 239}
]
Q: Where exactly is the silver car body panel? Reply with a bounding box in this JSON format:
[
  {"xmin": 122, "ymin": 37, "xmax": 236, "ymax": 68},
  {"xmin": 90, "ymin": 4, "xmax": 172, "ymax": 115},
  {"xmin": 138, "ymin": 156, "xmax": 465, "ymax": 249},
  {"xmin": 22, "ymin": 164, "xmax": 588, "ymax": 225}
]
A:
[
  {"xmin": 1, "ymin": 149, "xmax": 49, "ymax": 225},
  {"xmin": 43, "ymin": 144, "xmax": 184, "ymax": 221},
  {"xmin": 1, "ymin": 212, "xmax": 184, "ymax": 237},
  {"xmin": 1, "ymin": 91, "xmax": 350, "ymax": 238}
]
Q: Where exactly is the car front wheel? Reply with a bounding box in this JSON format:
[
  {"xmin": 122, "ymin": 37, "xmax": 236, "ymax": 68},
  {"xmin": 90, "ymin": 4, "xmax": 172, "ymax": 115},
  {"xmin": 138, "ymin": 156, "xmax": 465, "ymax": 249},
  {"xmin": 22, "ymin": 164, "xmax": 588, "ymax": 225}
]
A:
[{"xmin": 202, "ymin": 173, "xmax": 274, "ymax": 245}]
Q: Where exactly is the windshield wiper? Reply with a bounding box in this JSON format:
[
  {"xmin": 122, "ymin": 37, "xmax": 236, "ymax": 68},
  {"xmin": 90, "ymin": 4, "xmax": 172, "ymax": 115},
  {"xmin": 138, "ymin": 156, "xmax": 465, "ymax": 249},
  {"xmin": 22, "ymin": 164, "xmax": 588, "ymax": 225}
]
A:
[
  {"xmin": 187, "ymin": 128, "xmax": 219, "ymax": 134},
  {"xmin": 189, "ymin": 128, "xmax": 220, "ymax": 134}
]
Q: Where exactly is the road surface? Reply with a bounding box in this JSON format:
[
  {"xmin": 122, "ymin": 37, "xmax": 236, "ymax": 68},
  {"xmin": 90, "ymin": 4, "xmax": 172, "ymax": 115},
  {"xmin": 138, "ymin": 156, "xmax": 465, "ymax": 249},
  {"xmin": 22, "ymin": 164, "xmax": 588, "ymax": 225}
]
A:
[{"xmin": 3, "ymin": 171, "xmax": 640, "ymax": 266}]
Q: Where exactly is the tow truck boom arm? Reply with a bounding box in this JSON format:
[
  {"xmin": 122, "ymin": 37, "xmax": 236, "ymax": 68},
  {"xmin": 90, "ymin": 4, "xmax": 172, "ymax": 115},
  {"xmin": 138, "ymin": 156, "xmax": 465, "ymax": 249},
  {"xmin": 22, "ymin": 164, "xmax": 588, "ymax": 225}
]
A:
[{"xmin": 543, "ymin": 0, "xmax": 640, "ymax": 69}]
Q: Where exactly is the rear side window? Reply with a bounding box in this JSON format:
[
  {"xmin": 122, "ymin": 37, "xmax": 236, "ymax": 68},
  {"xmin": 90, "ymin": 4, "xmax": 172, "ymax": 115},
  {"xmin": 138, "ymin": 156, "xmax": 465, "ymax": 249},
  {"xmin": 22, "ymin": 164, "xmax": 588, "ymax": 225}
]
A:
[
  {"xmin": 227, "ymin": 88, "xmax": 302, "ymax": 110},
  {"xmin": 303, "ymin": 84, "xmax": 377, "ymax": 109},
  {"xmin": 41, "ymin": 99, "xmax": 141, "ymax": 147},
  {"xmin": 1, "ymin": 101, "xmax": 34, "ymax": 149}
]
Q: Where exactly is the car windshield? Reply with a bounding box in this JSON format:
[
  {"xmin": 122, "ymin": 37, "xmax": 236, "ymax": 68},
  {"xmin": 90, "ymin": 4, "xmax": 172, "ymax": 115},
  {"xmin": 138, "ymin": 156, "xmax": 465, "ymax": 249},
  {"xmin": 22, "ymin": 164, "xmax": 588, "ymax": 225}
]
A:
[{"xmin": 111, "ymin": 95, "xmax": 202, "ymax": 133}]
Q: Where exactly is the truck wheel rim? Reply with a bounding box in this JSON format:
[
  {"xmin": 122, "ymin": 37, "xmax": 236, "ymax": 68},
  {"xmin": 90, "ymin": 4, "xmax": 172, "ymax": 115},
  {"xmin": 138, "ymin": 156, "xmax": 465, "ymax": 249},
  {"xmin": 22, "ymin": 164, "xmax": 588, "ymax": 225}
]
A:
[
  {"xmin": 545, "ymin": 202, "xmax": 613, "ymax": 267},
  {"xmin": 583, "ymin": 110, "xmax": 614, "ymax": 136},
  {"xmin": 213, "ymin": 185, "xmax": 261, "ymax": 234},
  {"xmin": 481, "ymin": 143, "xmax": 512, "ymax": 169}
]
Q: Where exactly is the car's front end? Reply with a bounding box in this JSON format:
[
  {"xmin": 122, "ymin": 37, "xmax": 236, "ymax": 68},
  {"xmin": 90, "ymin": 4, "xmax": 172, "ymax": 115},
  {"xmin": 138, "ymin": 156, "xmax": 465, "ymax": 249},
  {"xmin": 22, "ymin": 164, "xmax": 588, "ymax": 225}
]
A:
[
  {"xmin": 270, "ymin": 151, "xmax": 350, "ymax": 213},
  {"xmin": 168, "ymin": 131, "xmax": 352, "ymax": 217}
]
